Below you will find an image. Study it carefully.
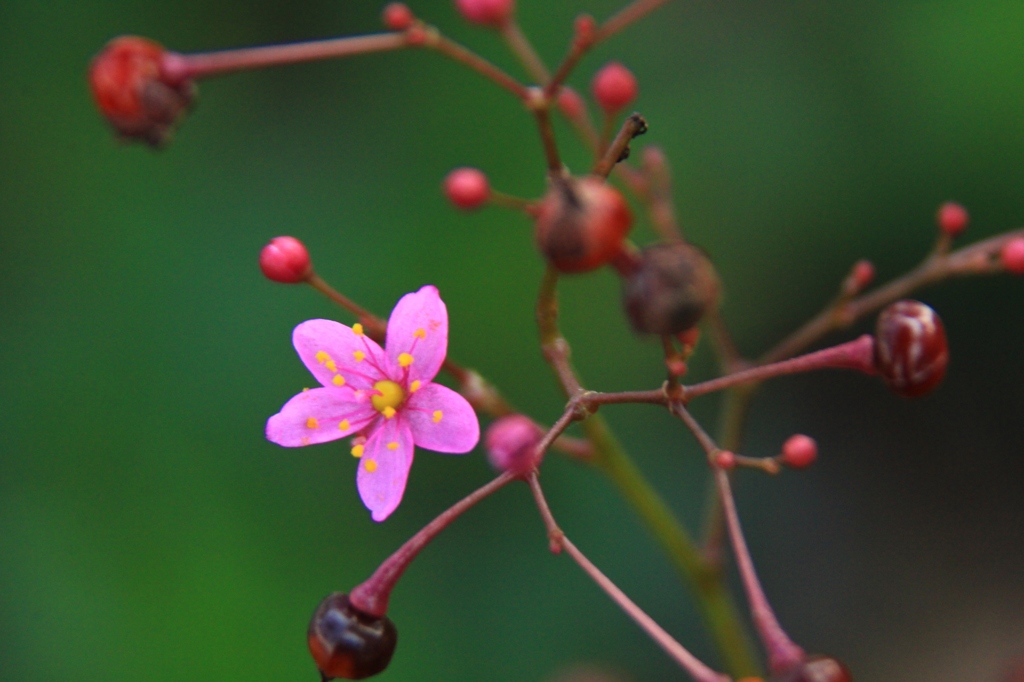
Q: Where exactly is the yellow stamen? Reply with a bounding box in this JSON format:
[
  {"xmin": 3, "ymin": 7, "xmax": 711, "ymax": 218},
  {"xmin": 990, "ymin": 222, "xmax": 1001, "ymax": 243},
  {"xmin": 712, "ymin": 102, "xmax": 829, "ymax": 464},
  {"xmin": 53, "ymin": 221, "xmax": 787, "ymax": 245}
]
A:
[
  {"xmin": 315, "ymin": 351, "xmax": 330, "ymax": 364},
  {"xmin": 398, "ymin": 352, "xmax": 414, "ymax": 367},
  {"xmin": 410, "ymin": 380, "xmax": 422, "ymax": 393},
  {"xmin": 302, "ymin": 387, "xmax": 310, "ymax": 392},
  {"xmin": 351, "ymin": 444, "xmax": 365, "ymax": 458},
  {"xmin": 325, "ymin": 360, "xmax": 337, "ymax": 372},
  {"xmin": 353, "ymin": 350, "xmax": 365, "ymax": 362},
  {"xmin": 332, "ymin": 375, "xmax": 346, "ymax": 387},
  {"xmin": 387, "ymin": 441, "xmax": 399, "ymax": 450},
  {"xmin": 339, "ymin": 419, "xmax": 350, "ymax": 431},
  {"xmin": 371, "ymin": 380, "xmax": 406, "ymax": 413},
  {"xmin": 364, "ymin": 459, "xmax": 377, "ymax": 473},
  {"xmin": 432, "ymin": 410, "xmax": 443, "ymax": 423},
  {"xmin": 414, "ymin": 328, "xmax": 426, "ymax": 339},
  {"xmin": 306, "ymin": 417, "xmax": 319, "ymax": 429},
  {"xmin": 382, "ymin": 406, "xmax": 396, "ymax": 419},
  {"xmin": 352, "ymin": 323, "xmax": 364, "ymax": 336}
]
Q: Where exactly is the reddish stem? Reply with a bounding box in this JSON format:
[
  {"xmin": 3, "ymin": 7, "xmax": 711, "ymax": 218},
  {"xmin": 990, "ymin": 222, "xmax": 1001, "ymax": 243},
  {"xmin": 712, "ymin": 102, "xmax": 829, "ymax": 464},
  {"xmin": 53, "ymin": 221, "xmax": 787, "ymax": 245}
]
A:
[{"xmin": 350, "ymin": 471, "xmax": 517, "ymax": 617}]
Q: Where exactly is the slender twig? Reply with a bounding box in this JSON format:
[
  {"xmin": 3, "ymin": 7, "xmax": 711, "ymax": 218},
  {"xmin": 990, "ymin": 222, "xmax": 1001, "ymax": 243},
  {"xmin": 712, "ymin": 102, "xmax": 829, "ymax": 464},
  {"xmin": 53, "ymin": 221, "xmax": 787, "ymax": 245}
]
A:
[
  {"xmin": 536, "ymin": 266, "xmax": 582, "ymax": 395},
  {"xmin": 593, "ymin": 113, "xmax": 648, "ymax": 178},
  {"xmin": 425, "ymin": 29, "xmax": 531, "ymax": 100},
  {"xmin": 349, "ymin": 471, "xmax": 517, "ymax": 617},
  {"xmin": 500, "ymin": 20, "xmax": 551, "ymax": 84},
  {"xmin": 527, "ymin": 474, "xmax": 731, "ymax": 682},
  {"xmin": 531, "ymin": 99, "xmax": 564, "ymax": 173},
  {"xmin": 162, "ymin": 33, "xmax": 409, "ymax": 82}
]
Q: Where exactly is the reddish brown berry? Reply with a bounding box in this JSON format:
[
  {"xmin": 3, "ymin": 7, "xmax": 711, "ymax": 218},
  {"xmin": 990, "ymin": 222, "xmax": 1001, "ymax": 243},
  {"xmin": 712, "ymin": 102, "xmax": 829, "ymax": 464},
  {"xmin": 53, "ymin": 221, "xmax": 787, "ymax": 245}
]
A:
[
  {"xmin": 88, "ymin": 36, "xmax": 195, "ymax": 146},
  {"xmin": 259, "ymin": 236, "xmax": 312, "ymax": 283},
  {"xmin": 780, "ymin": 434, "xmax": 818, "ymax": 469},
  {"xmin": 382, "ymin": 3, "xmax": 415, "ymax": 31},
  {"xmin": 485, "ymin": 414, "xmax": 545, "ymax": 475},
  {"xmin": 936, "ymin": 201, "xmax": 969, "ymax": 237},
  {"xmin": 591, "ymin": 62, "xmax": 638, "ymax": 114},
  {"xmin": 770, "ymin": 656, "xmax": 852, "ymax": 682},
  {"xmin": 444, "ymin": 167, "xmax": 490, "ymax": 210},
  {"xmin": 1001, "ymin": 236, "xmax": 1024, "ymax": 275},
  {"xmin": 534, "ymin": 176, "xmax": 632, "ymax": 273},
  {"xmin": 308, "ymin": 593, "xmax": 398, "ymax": 680},
  {"xmin": 874, "ymin": 300, "xmax": 949, "ymax": 398},
  {"xmin": 621, "ymin": 242, "xmax": 719, "ymax": 334},
  {"xmin": 454, "ymin": 0, "xmax": 514, "ymax": 27}
]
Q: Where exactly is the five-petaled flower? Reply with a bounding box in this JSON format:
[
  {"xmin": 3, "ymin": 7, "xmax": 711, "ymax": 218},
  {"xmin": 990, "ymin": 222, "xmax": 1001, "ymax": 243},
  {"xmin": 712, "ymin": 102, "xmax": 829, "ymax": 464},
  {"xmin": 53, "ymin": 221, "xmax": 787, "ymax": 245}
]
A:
[{"xmin": 266, "ymin": 286, "xmax": 480, "ymax": 521}]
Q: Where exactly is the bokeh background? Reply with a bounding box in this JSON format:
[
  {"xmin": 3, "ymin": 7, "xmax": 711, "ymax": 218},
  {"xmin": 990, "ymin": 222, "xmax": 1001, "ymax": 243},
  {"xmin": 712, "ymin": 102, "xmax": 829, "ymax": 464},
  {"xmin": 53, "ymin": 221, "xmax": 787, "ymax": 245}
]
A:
[{"xmin": 2, "ymin": 1, "xmax": 1024, "ymax": 680}]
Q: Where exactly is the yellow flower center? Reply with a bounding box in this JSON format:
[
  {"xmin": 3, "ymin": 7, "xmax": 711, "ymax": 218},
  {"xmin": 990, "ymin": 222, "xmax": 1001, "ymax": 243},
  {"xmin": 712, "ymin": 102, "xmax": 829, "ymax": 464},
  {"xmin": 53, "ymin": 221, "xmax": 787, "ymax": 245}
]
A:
[{"xmin": 371, "ymin": 380, "xmax": 405, "ymax": 414}]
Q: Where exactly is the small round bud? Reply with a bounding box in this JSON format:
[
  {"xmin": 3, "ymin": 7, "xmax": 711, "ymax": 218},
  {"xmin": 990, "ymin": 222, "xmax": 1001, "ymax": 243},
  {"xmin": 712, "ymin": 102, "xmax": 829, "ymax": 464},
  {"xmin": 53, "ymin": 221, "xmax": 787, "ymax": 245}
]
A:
[
  {"xmin": 936, "ymin": 201, "xmax": 969, "ymax": 237},
  {"xmin": 621, "ymin": 242, "xmax": 719, "ymax": 335},
  {"xmin": 382, "ymin": 3, "xmax": 415, "ymax": 31},
  {"xmin": 1000, "ymin": 236, "xmax": 1024, "ymax": 275},
  {"xmin": 260, "ymin": 236, "xmax": 312, "ymax": 283},
  {"xmin": 557, "ymin": 87, "xmax": 586, "ymax": 120},
  {"xmin": 88, "ymin": 36, "xmax": 195, "ymax": 146},
  {"xmin": 308, "ymin": 593, "xmax": 397, "ymax": 680},
  {"xmin": 874, "ymin": 300, "xmax": 949, "ymax": 398},
  {"xmin": 780, "ymin": 434, "xmax": 818, "ymax": 469},
  {"xmin": 534, "ymin": 176, "xmax": 633, "ymax": 273},
  {"xmin": 770, "ymin": 656, "xmax": 852, "ymax": 682},
  {"xmin": 444, "ymin": 167, "xmax": 490, "ymax": 210},
  {"xmin": 574, "ymin": 14, "xmax": 597, "ymax": 44},
  {"xmin": 851, "ymin": 259, "xmax": 875, "ymax": 291},
  {"xmin": 715, "ymin": 450, "xmax": 736, "ymax": 470},
  {"xmin": 485, "ymin": 414, "xmax": 545, "ymax": 475},
  {"xmin": 591, "ymin": 61, "xmax": 638, "ymax": 114},
  {"xmin": 454, "ymin": 0, "xmax": 514, "ymax": 27}
]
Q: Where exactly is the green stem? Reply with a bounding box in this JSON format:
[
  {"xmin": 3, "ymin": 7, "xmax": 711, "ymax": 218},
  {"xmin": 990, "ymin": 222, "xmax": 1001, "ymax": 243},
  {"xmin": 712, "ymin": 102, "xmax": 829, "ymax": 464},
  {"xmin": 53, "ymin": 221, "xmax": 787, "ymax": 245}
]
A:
[{"xmin": 583, "ymin": 415, "xmax": 762, "ymax": 677}]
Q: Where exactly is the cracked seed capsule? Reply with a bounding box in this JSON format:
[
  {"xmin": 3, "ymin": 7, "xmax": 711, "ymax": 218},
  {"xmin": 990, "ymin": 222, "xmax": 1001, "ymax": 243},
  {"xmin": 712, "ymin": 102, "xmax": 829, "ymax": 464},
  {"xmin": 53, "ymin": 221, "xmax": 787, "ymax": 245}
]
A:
[{"xmin": 308, "ymin": 593, "xmax": 397, "ymax": 680}]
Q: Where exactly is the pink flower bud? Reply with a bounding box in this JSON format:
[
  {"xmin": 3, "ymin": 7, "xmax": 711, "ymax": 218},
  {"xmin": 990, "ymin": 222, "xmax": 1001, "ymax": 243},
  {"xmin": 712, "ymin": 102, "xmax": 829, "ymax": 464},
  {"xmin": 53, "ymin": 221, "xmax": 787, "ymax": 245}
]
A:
[
  {"xmin": 534, "ymin": 176, "xmax": 632, "ymax": 273},
  {"xmin": 1001, "ymin": 236, "xmax": 1024, "ymax": 275},
  {"xmin": 591, "ymin": 62, "xmax": 638, "ymax": 114},
  {"xmin": 715, "ymin": 450, "xmax": 736, "ymax": 470},
  {"xmin": 936, "ymin": 201, "xmax": 969, "ymax": 237},
  {"xmin": 874, "ymin": 300, "xmax": 949, "ymax": 398},
  {"xmin": 89, "ymin": 36, "xmax": 195, "ymax": 146},
  {"xmin": 780, "ymin": 434, "xmax": 818, "ymax": 469},
  {"xmin": 259, "ymin": 236, "xmax": 312, "ymax": 283},
  {"xmin": 557, "ymin": 87, "xmax": 586, "ymax": 120},
  {"xmin": 444, "ymin": 167, "xmax": 491, "ymax": 210},
  {"xmin": 851, "ymin": 259, "xmax": 875, "ymax": 290},
  {"xmin": 485, "ymin": 415, "xmax": 544, "ymax": 475},
  {"xmin": 382, "ymin": 3, "xmax": 415, "ymax": 31},
  {"xmin": 454, "ymin": 0, "xmax": 514, "ymax": 28}
]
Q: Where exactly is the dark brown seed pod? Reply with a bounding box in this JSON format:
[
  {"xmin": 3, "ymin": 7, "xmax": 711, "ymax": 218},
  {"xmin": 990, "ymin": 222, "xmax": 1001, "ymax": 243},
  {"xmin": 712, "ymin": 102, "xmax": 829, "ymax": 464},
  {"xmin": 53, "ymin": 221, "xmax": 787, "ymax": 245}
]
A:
[
  {"xmin": 534, "ymin": 175, "xmax": 632, "ymax": 273},
  {"xmin": 874, "ymin": 300, "xmax": 949, "ymax": 398},
  {"xmin": 308, "ymin": 593, "xmax": 397, "ymax": 680},
  {"xmin": 770, "ymin": 656, "xmax": 853, "ymax": 682},
  {"xmin": 620, "ymin": 241, "xmax": 719, "ymax": 335}
]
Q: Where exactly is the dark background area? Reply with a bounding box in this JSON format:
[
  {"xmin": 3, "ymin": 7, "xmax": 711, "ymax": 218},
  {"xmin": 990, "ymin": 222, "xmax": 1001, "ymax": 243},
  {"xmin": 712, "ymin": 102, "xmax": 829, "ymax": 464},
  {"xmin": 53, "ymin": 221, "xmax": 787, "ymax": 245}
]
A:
[{"xmin": 2, "ymin": 1, "xmax": 1023, "ymax": 680}]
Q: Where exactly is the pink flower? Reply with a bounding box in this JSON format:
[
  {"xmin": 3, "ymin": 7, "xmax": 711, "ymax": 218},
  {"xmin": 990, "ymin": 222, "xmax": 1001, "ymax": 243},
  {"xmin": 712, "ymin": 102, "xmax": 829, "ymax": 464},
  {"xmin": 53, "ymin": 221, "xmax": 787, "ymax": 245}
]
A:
[{"xmin": 266, "ymin": 285, "xmax": 480, "ymax": 521}]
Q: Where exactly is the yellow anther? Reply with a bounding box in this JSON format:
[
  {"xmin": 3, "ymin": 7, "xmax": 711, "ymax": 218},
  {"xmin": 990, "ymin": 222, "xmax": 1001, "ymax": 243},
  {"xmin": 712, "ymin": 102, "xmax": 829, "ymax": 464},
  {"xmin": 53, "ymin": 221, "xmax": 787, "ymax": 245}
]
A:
[
  {"xmin": 432, "ymin": 410, "xmax": 443, "ymax": 423},
  {"xmin": 302, "ymin": 387, "xmax": 310, "ymax": 392},
  {"xmin": 414, "ymin": 328, "xmax": 426, "ymax": 339},
  {"xmin": 352, "ymin": 323, "xmax": 364, "ymax": 336},
  {"xmin": 371, "ymin": 380, "xmax": 406, "ymax": 413},
  {"xmin": 410, "ymin": 380, "xmax": 422, "ymax": 393},
  {"xmin": 332, "ymin": 375, "xmax": 346, "ymax": 387},
  {"xmin": 398, "ymin": 352, "xmax": 414, "ymax": 368},
  {"xmin": 382, "ymin": 406, "xmax": 396, "ymax": 419},
  {"xmin": 351, "ymin": 444, "xmax": 365, "ymax": 458},
  {"xmin": 339, "ymin": 419, "xmax": 350, "ymax": 431},
  {"xmin": 306, "ymin": 417, "xmax": 319, "ymax": 429},
  {"xmin": 315, "ymin": 351, "xmax": 330, "ymax": 364},
  {"xmin": 364, "ymin": 459, "xmax": 378, "ymax": 473},
  {"xmin": 325, "ymin": 360, "xmax": 337, "ymax": 372},
  {"xmin": 387, "ymin": 441, "xmax": 399, "ymax": 450},
  {"xmin": 353, "ymin": 350, "xmax": 366, "ymax": 362}
]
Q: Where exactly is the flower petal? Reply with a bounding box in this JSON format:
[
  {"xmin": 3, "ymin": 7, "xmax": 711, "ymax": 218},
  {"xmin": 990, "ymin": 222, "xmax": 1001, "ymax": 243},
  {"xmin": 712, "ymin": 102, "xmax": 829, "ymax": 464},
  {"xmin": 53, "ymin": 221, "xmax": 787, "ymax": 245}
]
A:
[
  {"xmin": 356, "ymin": 416, "xmax": 415, "ymax": 522},
  {"xmin": 405, "ymin": 382, "xmax": 480, "ymax": 454},
  {"xmin": 384, "ymin": 285, "xmax": 448, "ymax": 384},
  {"xmin": 293, "ymin": 319, "xmax": 388, "ymax": 391},
  {"xmin": 266, "ymin": 387, "xmax": 376, "ymax": 447}
]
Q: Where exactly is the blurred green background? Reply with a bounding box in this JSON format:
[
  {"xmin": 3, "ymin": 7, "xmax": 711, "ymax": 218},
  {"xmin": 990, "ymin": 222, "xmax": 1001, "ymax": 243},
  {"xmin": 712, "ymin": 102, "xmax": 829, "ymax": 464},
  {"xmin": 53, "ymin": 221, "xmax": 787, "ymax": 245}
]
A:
[{"xmin": 2, "ymin": 1, "xmax": 1024, "ymax": 680}]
